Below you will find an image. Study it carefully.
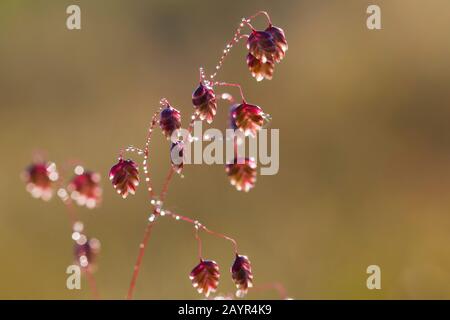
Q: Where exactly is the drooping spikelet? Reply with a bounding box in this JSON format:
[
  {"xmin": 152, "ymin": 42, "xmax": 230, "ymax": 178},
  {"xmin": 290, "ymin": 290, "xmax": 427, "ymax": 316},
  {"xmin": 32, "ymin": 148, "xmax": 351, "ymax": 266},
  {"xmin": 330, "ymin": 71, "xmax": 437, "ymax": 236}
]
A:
[
  {"xmin": 230, "ymin": 102, "xmax": 267, "ymax": 137},
  {"xmin": 189, "ymin": 259, "xmax": 220, "ymax": 297},
  {"xmin": 109, "ymin": 159, "xmax": 139, "ymax": 199},
  {"xmin": 226, "ymin": 157, "xmax": 257, "ymax": 192},
  {"xmin": 192, "ymin": 82, "xmax": 217, "ymax": 124},
  {"xmin": 160, "ymin": 104, "xmax": 181, "ymax": 139},
  {"xmin": 231, "ymin": 254, "xmax": 253, "ymax": 298}
]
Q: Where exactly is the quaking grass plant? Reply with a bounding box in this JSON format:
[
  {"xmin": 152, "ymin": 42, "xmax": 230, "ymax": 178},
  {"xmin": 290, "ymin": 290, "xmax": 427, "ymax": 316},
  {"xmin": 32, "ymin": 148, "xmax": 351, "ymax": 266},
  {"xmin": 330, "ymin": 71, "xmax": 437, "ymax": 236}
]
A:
[
  {"xmin": 22, "ymin": 154, "xmax": 102, "ymax": 299},
  {"xmin": 109, "ymin": 11, "xmax": 288, "ymax": 299},
  {"xmin": 23, "ymin": 11, "xmax": 288, "ymax": 299}
]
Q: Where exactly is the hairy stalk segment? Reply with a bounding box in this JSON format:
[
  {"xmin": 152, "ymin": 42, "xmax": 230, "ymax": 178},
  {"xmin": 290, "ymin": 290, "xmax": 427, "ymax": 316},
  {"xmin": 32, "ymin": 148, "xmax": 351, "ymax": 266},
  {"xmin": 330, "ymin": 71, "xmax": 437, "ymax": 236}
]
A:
[
  {"xmin": 194, "ymin": 226, "xmax": 203, "ymax": 260},
  {"xmin": 163, "ymin": 210, "xmax": 239, "ymax": 255},
  {"xmin": 214, "ymin": 82, "xmax": 247, "ymax": 103},
  {"xmin": 121, "ymin": 146, "xmax": 145, "ymax": 157},
  {"xmin": 188, "ymin": 113, "xmax": 200, "ymax": 134},
  {"xmin": 199, "ymin": 67, "xmax": 207, "ymax": 82},
  {"xmin": 115, "ymin": 110, "xmax": 160, "ymax": 200},
  {"xmin": 127, "ymin": 219, "xmax": 156, "ymax": 300},
  {"xmin": 143, "ymin": 109, "xmax": 162, "ymax": 198},
  {"xmin": 248, "ymin": 11, "xmax": 273, "ymax": 26},
  {"xmin": 209, "ymin": 18, "xmax": 255, "ymax": 80},
  {"xmin": 159, "ymin": 166, "xmax": 175, "ymax": 203}
]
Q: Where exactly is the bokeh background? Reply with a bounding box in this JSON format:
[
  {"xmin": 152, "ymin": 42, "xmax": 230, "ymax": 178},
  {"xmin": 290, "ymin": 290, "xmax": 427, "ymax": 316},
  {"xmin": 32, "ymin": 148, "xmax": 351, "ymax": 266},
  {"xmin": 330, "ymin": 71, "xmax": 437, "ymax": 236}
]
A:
[{"xmin": 1, "ymin": 0, "xmax": 450, "ymax": 299}]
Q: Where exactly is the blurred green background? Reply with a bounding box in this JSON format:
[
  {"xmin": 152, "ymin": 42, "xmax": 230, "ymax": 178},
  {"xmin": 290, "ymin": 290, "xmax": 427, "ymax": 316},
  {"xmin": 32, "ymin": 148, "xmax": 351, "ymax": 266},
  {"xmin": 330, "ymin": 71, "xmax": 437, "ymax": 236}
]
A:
[{"xmin": 1, "ymin": 0, "xmax": 450, "ymax": 299}]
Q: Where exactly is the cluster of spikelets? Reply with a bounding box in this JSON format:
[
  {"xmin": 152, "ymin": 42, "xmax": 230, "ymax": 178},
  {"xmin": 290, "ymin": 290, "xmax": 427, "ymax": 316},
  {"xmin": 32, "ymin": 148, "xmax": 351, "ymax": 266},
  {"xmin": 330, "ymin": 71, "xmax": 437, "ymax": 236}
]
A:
[
  {"xmin": 110, "ymin": 152, "xmax": 256, "ymax": 297},
  {"xmin": 22, "ymin": 12, "xmax": 287, "ymax": 299},
  {"xmin": 189, "ymin": 254, "xmax": 254, "ymax": 298},
  {"xmin": 22, "ymin": 161, "xmax": 102, "ymax": 271},
  {"xmin": 246, "ymin": 25, "xmax": 288, "ymax": 81},
  {"xmin": 23, "ymin": 162, "xmax": 102, "ymax": 208},
  {"xmin": 195, "ymin": 17, "xmax": 287, "ymax": 191},
  {"xmin": 110, "ymin": 17, "xmax": 288, "ymax": 195},
  {"xmin": 108, "ymin": 11, "xmax": 287, "ymax": 298}
]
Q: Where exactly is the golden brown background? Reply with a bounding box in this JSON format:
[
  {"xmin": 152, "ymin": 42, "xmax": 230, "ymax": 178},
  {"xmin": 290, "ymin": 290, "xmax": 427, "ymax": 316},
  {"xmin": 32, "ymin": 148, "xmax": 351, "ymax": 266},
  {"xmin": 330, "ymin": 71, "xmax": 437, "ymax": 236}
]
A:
[{"xmin": 1, "ymin": 0, "xmax": 450, "ymax": 299}]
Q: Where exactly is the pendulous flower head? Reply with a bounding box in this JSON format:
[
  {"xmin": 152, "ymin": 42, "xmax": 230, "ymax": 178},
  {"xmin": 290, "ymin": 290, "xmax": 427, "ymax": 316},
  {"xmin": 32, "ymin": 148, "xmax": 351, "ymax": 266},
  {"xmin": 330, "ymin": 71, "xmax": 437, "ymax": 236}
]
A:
[
  {"xmin": 109, "ymin": 159, "xmax": 139, "ymax": 199},
  {"xmin": 192, "ymin": 82, "xmax": 217, "ymax": 124},
  {"xmin": 74, "ymin": 236, "xmax": 101, "ymax": 271},
  {"xmin": 245, "ymin": 25, "xmax": 287, "ymax": 80},
  {"xmin": 23, "ymin": 162, "xmax": 58, "ymax": 201},
  {"xmin": 265, "ymin": 25, "xmax": 288, "ymax": 63},
  {"xmin": 190, "ymin": 259, "xmax": 220, "ymax": 297},
  {"xmin": 160, "ymin": 103, "xmax": 181, "ymax": 139},
  {"xmin": 230, "ymin": 102, "xmax": 267, "ymax": 137},
  {"xmin": 246, "ymin": 30, "xmax": 278, "ymax": 63},
  {"xmin": 246, "ymin": 53, "xmax": 274, "ymax": 82},
  {"xmin": 68, "ymin": 171, "xmax": 102, "ymax": 209},
  {"xmin": 226, "ymin": 157, "xmax": 257, "ymax": 192},
  {"xmin": 231, "ymin": 254, "xmax": 253, "ymax": 298}
]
